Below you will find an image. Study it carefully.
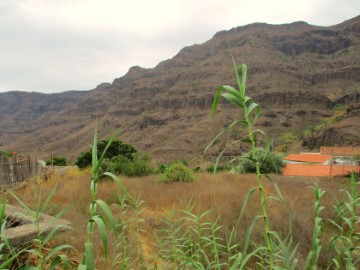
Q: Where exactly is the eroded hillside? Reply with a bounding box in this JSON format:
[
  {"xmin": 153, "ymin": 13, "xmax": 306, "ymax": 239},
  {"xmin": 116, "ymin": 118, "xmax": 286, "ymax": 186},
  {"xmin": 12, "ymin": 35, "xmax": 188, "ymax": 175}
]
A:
[{"xmin": 1, "ymin": 16, "xmax": 359, "ymax": 162}]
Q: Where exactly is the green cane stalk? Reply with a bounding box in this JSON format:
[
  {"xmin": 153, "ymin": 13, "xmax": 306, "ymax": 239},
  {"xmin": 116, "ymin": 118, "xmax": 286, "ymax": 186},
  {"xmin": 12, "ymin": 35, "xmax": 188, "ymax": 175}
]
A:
[
  {"xmin": 329, "ymin": 172, "xmax": 360, "ymax": 269},
  {"xmin": 209, "ymin": 58, "xmax": 274, "ymax": 267},
  {"xmin": 304, "ymin": 183, "xmax": 325, "ymax": 269},
  {"xmin": 80, "ymin": 124, "xmax": 133, "ymax": 270}
]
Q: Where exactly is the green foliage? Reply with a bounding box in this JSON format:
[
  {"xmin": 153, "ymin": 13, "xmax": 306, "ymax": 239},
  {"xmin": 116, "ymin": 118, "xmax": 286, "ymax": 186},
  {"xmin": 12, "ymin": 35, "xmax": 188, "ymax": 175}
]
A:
[
  {"xmin": 8, "ymin": 182, "xmax": 72, "ymax": 269},
  {"xmin": 206, "ymin": 164, "xmax": 231, "ymax": 173},
  {"xmin": 158, "ymin": 164, "xmax": 168, "ymax": 173},
  {"xmin": 302, "ymin": 128, "xmax": 314, "ymax": 137},
  {"xmin": 46, "ymin": 156, "xmax": 67, "ymax": 166},
  {"xmin": 305, "ymin": 183, "xmax": 325, "ymax": 269},
  {"xmin": 75, "ymin": 137, "xmax": 154, "ymax": 177},
  {"xmin": 75, "ymin": 139, "xmax": 137, "ymax": 169},
  {"xmin": 328, "ymin": 172, "xmax": 360, "ymax": 269},
  {"xmin": 157, "ymin": 160, "xmax": 188, "ymax": 174},
  {"xmin": 158, "ymin": 162, "xmax": 197, "ymax": 183},
  {"xmin": 101, "ymin": 152, "xmax": 154, "ymax": 177},
  {"xmin": 205, "ymin": 59, "xmax": 277, "ymax": 267},
  {"xmin": 0, "ymin": 148, "xmax": 14, "ymax": 157},
  {"xmin": 79, "ymin": 126, "xmax": 134, "ymax": 270},
  {"xmin": 237, "ymin": 148, "xmax": 284, "ymax": 174},
  {"xmin": 75, "ymin": 151, "xmax": 92, "ymax": 169},
  {"xmin": 97, "ymin": 140, "xmax": 137, "ymax": 161}
]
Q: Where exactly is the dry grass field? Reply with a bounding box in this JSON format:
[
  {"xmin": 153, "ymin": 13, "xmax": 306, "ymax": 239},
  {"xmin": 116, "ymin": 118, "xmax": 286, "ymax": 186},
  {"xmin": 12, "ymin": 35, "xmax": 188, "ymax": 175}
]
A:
[{"xmin": 5, "ymin": 167, "xmax": 354, "ymax": 269}]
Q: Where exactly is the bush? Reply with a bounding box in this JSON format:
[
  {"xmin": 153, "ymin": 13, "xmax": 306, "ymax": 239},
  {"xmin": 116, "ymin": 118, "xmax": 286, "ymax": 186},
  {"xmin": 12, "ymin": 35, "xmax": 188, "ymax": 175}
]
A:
[
  {"xmin": 157, "ymin": 160, "xmax": 189, "ymax": 174},
  {"xmin": 75, "ymin": 139, "xmax": 137, "ymax": 169},
  {"xmin": 102, "ymin": 153, "xmax": 154, "ymax": 177},
  {"xmin": 157, "ymin": 162, "xmax": 197, "ymax": 183},
  {"xmin": 46, "ymin": 156, "xmax": 67, "ymax": 166},
  {"xmin": 236, "ymin": 148, "xmax": 284, "ymax": 174}
]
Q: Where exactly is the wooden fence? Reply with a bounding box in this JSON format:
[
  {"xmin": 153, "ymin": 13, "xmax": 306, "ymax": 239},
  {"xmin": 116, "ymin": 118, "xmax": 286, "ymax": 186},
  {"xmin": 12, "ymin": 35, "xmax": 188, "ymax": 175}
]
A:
[{"xmin": 0, "ymin": 154, "xmax": 43, "ymax": 186}]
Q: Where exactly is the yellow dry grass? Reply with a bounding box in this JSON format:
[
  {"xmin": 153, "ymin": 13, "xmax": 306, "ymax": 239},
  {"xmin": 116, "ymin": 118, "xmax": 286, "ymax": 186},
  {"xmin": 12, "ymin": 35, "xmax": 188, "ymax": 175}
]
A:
[{"xmin": 6, "ymin": 167, "xmax": 350, "ymax": 269}]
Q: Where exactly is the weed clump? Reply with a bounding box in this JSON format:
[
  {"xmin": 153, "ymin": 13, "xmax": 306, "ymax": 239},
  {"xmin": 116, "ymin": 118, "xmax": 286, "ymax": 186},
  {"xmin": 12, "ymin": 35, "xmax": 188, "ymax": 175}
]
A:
[{"xmin": 157, "ymin": 162, "xmax": 197, "ymax": 183}]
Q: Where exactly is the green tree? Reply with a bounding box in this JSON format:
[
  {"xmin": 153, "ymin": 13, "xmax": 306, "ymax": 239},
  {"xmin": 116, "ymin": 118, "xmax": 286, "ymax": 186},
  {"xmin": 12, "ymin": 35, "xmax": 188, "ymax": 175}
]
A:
[
  {"xmin": 97, "ymin": 140, "xmax": 136, "ymax": 161},
  {"xmin": 75, "ymin": 139, "xmax": 137, "ymax": 168}
]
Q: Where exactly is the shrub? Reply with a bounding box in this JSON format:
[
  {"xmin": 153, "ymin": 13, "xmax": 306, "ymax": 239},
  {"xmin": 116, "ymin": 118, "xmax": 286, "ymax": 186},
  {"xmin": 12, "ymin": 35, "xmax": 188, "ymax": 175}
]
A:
[
  {"xmin": 236, "ymin": 148, "xmax": 284, "ymax": 174},
  {"xmin": 157, "ymin": 162, "xmax": 197, "ymax": 183},
  {"xmin": 46, "ymin": 156, "xmax": 67, "ymax": 166},
  {"xmin": 103, "ymin": 153, "xmax": 154, "ymax": 177},
  {"xmin": 75, "ymin": 139, "xmax": 137, "ymax": 168}
]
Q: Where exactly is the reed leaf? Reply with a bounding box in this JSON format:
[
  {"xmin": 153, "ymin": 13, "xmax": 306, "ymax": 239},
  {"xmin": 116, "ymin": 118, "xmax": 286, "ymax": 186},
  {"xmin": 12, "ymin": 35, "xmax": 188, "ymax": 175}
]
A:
[{"xmin": 93, "ymin": 215, "xmax": 109, "ymax": 259}]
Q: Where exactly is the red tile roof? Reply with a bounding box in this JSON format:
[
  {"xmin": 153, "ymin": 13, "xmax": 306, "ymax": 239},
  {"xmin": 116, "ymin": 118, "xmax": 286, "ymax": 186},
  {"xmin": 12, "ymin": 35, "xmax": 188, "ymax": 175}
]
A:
[
  {"xmin": 284, "ymin": 154, "xmax": 332, "ymax": 163},
  {"xmin": 320, "ymin": 147, "xmax": 360, "ymax": 156},
  {"xmin": 283, "ymin": 164, "xmax": 360, "ymax": 177}
]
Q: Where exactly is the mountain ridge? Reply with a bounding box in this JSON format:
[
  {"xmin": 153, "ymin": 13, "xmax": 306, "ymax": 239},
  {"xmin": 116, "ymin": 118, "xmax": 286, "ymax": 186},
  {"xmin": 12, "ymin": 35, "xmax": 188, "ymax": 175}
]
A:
[{"xmin": 1, "ymin": 16, "xmax": 359, "ymax": 162}]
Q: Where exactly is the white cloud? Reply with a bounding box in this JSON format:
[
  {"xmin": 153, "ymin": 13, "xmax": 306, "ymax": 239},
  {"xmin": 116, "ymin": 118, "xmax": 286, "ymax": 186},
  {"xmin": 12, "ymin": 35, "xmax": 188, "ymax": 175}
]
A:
[{"xmin": 0, "ymin": 0, "xmax": 359, "ymax": 93}]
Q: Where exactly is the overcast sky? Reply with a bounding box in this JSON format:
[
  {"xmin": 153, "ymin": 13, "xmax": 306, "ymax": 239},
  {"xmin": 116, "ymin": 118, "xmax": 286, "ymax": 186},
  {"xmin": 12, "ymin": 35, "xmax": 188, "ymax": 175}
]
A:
[{"xmin": 0, "ymin": 0, "xmax": 359, "ymax": 93}]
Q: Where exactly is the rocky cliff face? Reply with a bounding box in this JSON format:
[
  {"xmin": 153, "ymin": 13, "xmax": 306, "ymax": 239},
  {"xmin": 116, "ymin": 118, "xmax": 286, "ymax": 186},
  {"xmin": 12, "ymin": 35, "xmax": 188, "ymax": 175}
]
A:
[{"xmin": 1, "ymin": 16, "xmax": 359, "ymax": 162}]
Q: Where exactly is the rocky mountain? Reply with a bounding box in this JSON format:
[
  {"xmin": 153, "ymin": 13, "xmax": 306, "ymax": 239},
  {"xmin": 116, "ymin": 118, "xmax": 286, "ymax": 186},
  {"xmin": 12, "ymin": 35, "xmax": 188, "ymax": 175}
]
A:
[{"xmin": 1, "ymin": 16, "xmax": 359, "ymax": 163}]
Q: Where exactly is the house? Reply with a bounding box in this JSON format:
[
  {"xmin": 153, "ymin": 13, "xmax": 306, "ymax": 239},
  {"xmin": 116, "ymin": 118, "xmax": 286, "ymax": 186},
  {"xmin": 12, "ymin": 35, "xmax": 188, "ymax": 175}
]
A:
[
  {"xmin": 283, "ymin": 153, "xmax": 332, "ymax": 165},
  {"xmin": 282, "ymin": 148, "xmax": 360, "ymax": 177}
]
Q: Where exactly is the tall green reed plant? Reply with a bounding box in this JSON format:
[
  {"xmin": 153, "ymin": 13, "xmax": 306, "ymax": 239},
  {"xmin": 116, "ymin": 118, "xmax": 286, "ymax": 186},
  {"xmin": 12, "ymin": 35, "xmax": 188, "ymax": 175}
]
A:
[
  {"xmin": 304, "ymin": 183, "xmax": 325, "ymax": 269},
  {"xmin": 206, "ymin": 57, "xmax": 276, "ymax": 267},
  {"xmin": 78, "ymin": 125, "xmax": 134, "ymax": 270},
  {"xmin": 328, "ymin": 172, "xmax": 360, "ymax": 269}
]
